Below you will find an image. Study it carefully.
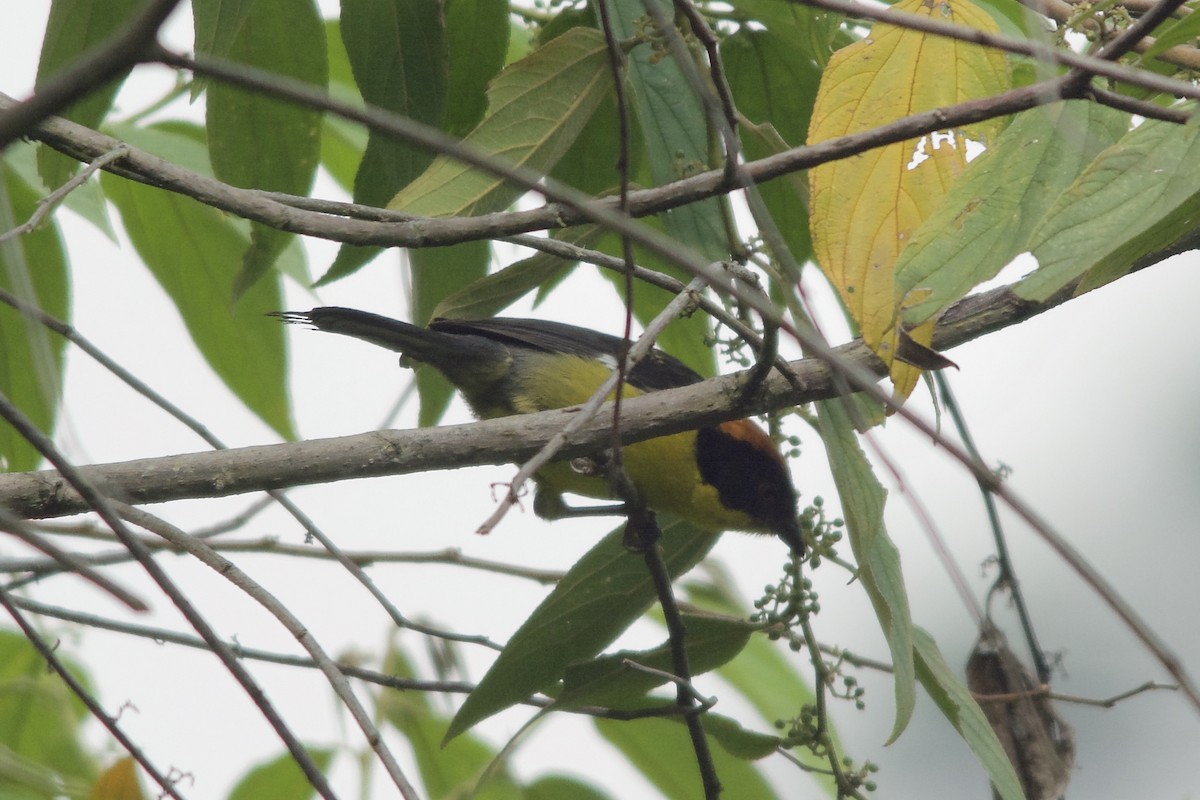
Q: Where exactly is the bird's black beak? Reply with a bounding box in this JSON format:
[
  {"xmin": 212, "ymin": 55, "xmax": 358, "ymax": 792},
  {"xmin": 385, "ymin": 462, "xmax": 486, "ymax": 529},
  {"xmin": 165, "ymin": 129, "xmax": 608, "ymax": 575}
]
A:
[{"xmin": 777, "ymin": 517, "xmax": 805, "ymax": 557}]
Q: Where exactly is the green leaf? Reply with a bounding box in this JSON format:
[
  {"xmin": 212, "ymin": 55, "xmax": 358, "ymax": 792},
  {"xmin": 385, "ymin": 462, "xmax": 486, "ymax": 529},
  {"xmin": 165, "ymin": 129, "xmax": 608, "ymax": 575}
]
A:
[
  {"xmin": 318, "ymin": 18, "xmax": 366, "ymax": 194},
  {"xmin": 1016, "ymin": 117, "xmax": 1200, "ymax": 302},
  {"xmin": 227, "ymin": 748, "xmax": 333, "ymax": 800},
  {"xmin": 446, "ymin": 517, "xmax": 720, "ymax": 741},
  {"xmin": 607, "ymin": 0, "xmax": 730, "ymax": 262},
  {"xmin": 526, "ymin": 774, "xmax": 612, "ymax": 800},
  {"xmin": 1142, "ymin": 9, "xmax": 1200, "ymax": 59},
  {"xmin": 343, "ymin": 0, "xmax": 451, "ymax": 251},
  {"xmin": 547, "ymin": 90, "xmax": 630, "ymax": 198},
  {"xmin": 594, "ymin": 715, "xmax": 779, "ymax": 799},
  {"xmin": 585, "ymin": 0, "xmax": 727, "ymax": 376},
  {"xmin": 340, "ymin": 0, "xmax": 448, "ymax": 193},
  {"xmin": 727, "ymin": 0, "xmax": 847, "ymax": 60},
  {"xmin": 913, "ymin": 627, "xmax": 1024, "ymax": 800},
  {"xmin": 972, "ymin": 0, "xmax": 1055, "ymax": 41},
  {"xmin": 896, "ymin": 101, "xmax": 1128, "ymax": 326},
  {"xmin": 409, "ymin": 240, "xmax": 490, "ymax": 426},
  {"xmin": 100, "ymin": 124, "xmax": 294, "ymax": 439},
  {"xmin": 0, "ymin": 630, "xmax": 95, "ymax": 796},
  {"xmin": 431, "ymin": 227, "xmax": 599, "ymax": 320},
  {"xmin": 0, "ymin": 163, "xmax": 70, "ymax": 473},
  {"xmin": 699, "ymin": 713, "xmax": 783, "ymax": 760},
  {"xmin": 543, "ymin": 8, "xmax": 634, "ymax": 198},
  {"xmin": 722, "ymin": 26, "xmax": 822, "ymax": 268},
  {"xmin": 723, "ymin": 27, "xmax": 817, "ymax": 138},
  {"xmin": 34, "ymin": 0, "xmax": 143, "ymax": 187},
  {"xmin": 204, "ymin": 0, "xmax": 326, "ymax": 298},
  {"xmin": 444, "ymin": 0, "xmax": 511, "ymax": 136},
  {"xmin": 322, "ymin": 0, "xmax": 449, "ymax": 285},
  {"xmin": 815, "ymin": 400, "xmax": 914, "ymax": 742},
  {"xmin": 555, "ymin": 614, "xmax": 752, "ymax": 710},
  {"xmin": 389, "ymin": 27, "xmax": 612, "ymax": 217},
  {"xmin": 192, "ymin": 0, "xmax": 255, "ymax": 68},
  {"xmin": 379, "ymin": 647, "xmax": 522, "ymax": 799}
]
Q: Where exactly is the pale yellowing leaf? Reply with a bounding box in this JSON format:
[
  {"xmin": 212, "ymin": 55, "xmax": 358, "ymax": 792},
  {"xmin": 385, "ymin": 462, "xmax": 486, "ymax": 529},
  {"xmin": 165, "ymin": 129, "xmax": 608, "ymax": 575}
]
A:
[
  {"xmin": 88, "ymin": 757, "xmax": 146, "ymax": 800},
  {"xmin": 808, "ymin": 0, "xmax": 1009, "ymax": 397}
]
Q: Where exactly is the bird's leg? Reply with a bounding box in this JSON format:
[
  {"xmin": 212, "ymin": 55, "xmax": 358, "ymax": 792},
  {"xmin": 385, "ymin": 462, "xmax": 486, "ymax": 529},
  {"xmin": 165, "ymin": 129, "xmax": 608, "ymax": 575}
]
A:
[{"xmin": 532, "ymin": 484, "xmax": 627, "ymax": 521}]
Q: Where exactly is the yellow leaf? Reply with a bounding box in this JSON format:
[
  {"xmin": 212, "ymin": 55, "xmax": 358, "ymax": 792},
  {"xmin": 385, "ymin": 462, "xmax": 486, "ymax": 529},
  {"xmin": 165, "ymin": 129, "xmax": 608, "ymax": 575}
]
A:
[
  {"xmin": 808, "ymin": 0, "xmax": 1009, "ymax": 398},
  {"xmin": 88, "ymin": 757, "xmax": 147, "ymax": 800}
]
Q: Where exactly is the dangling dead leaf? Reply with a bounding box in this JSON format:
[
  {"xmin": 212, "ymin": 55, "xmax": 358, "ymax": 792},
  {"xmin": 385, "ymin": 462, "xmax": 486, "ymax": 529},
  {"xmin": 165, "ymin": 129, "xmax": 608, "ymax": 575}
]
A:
[
  {"xmin": 967, "ymin": 629, "xmax": 1075, "ymax": 800},
  {"xmin": 807, "ymin": 0, "xmax": 1009, "ymax": 399},
  {"xmin": 88, "ymin": 757, "xmax": 148, "ymax": 800}
]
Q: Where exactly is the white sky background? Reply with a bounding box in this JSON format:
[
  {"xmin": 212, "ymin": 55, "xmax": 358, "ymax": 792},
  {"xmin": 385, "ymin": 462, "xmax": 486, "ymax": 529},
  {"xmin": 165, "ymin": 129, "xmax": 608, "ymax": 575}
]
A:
[{"xmin": 4, "ymin": 3, "xmax": 1200, "ymax": 798}]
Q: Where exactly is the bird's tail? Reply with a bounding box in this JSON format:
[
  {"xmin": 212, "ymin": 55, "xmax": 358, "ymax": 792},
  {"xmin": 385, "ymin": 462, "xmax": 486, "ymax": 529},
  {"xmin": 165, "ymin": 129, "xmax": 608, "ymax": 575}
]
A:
[{"xmin": 271, "ymin": 307, "xmax": 505, "ymax": 368}]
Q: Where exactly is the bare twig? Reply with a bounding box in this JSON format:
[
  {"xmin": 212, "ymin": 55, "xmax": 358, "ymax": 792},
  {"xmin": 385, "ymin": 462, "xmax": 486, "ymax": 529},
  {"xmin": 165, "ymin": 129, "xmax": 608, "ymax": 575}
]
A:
[
  {"xmin": 115, "ymin": 503, "xmax": 422, "ymax": 800},
  {"xmin": 641, "ymin": 541, "xmax": 723, "ymax": 800},
  {"xmin": 0, "ymin": 146, "xmax": 128, "ymax": 244},
  {"xmin": 1092, "ymin": 0, "xmax": 1191, "ymax": 60},
  {"xmin": 10, "ymin": 593, "xmax": 744, "ymax": 722},
  {"xmin": 0, "ymin": 586, "xmax": 187, "ymax": 800},
  {"xmin": 974, "ymin": 679, "xmax": 1176, "ymax": 708},
  {"xmin": 621, "ymin": 658, "xmax": 718, "ymax": 710},
  {"xmin": 936, "ymin": 373, "xmax": 1051, "ymax": 682},
  {"xmin": 0, "ymin": 0, "xmax": 182, "ymax": 148},
  {"xmin": 0, "ymin": 287, "xmax": 227, "ymax": 450},
  {"xmin": 0, "ymin": 266, "xmax": 498, "ymax": 650},
  {"xmin": 796, "ymin": 0, "xmax": 1200, "ymax": 99},
  {"xmin": 3, "ymin": 534, "xmax": 564, "ymax": 585},
  {"xmin": 0, "ymin": 79, "xmax": 1122, "ymax": 251},
  {"xmin": 0, "ymin": 506, "xmax": 146, "ymax": 610},
  {"xmin": 0, "ymin": 391, "xmax": 338, "ymax": 800}
]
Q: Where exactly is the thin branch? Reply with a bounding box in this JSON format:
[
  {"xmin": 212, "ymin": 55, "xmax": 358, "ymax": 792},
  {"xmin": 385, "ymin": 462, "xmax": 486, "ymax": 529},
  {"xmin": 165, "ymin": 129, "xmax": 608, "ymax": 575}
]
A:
[
  {"xmin": 1050, "ymin": 0, "xmax": 1200, "ymax": 70},
  {"xmin": 595, "ymin": 0, "xmax": 642, "ymax": 558},
  {"xmin": 641, "ymin": 541, "xmax": 723, "ymax": 800},
  {"xmin": 0, "ymin": 0, "xmax": 182, "ymax": 148},
  {"xmin": 796, "ymin": 0, "xmax": 1200, "ymax": 99},
  {"xmin": 0, "ymin": 79, "xmax": 1102, "ymax": 251},
  {"xmin": 936, "ymin": 372, "xmax": 1051, "ymax": 683},
  {"xmin": 114, "ymin": 503, "xmax": 422, "ymax": 800},
  {"xmin": 3, "ymin": 534, "xmax": 564, "ymax": 586},
  {"xmin": 0, "ymin": 146, "xmax": 128, "ymax": 244},
  {"xmin": 0, "ymin": 391, "xmax": 339, "ymax": 800},
  {"xmin": 620, "ymin": 658, "xmax": 717, "ymax": 710},
  {"xmin": 0, "ymin": 286, "xmax": 227, "ymax": 450},
  {"xmin": 0, "ymin": 587, "xmax": 187, "ymax": 800},
  {"xmin": 674, "ymin": 0, "xmax": 744, "ymax": 177},
  {"xmin": 0, "ymin": 264, "xmax": 1160, "ymax": 522},
  {"xmin": 791, "ymin": 562, "xmax": 871, "ymax": 799},
  {"xmin": 9, "ymin": 591, "xmax": 480, "ymax": 693},
  {"xmin": 1092, "ymin": 0, "xmax": 1191, "ymax": 60},
  {"xmin": 0, "ymin": 506, "xmax": 146, "ymax": 610},
  {"xmin": 861, "ymin": 430, "xmax": 985, "ymax": 625},
  {"xmin": 9, "ymin": 592, "xmax": 756, "ymax": 723},
  {"xmin": 0, "ymin": 258, "xmax": 497, "ymax": 650},
  {"xmin": 974, "ymin": 679, "xmax": 1176, "ymax": 708},
  {"xmin": 1085, "ymin": 84, "xmax": 1192, "ymax": 123}
]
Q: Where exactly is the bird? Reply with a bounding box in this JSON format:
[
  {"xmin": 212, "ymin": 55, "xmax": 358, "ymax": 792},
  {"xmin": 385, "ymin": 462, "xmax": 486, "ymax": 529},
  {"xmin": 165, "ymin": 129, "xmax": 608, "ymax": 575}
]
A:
[{"xmin": 272, "ymin": 307, "xmax": 802, "ymax": 553}]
